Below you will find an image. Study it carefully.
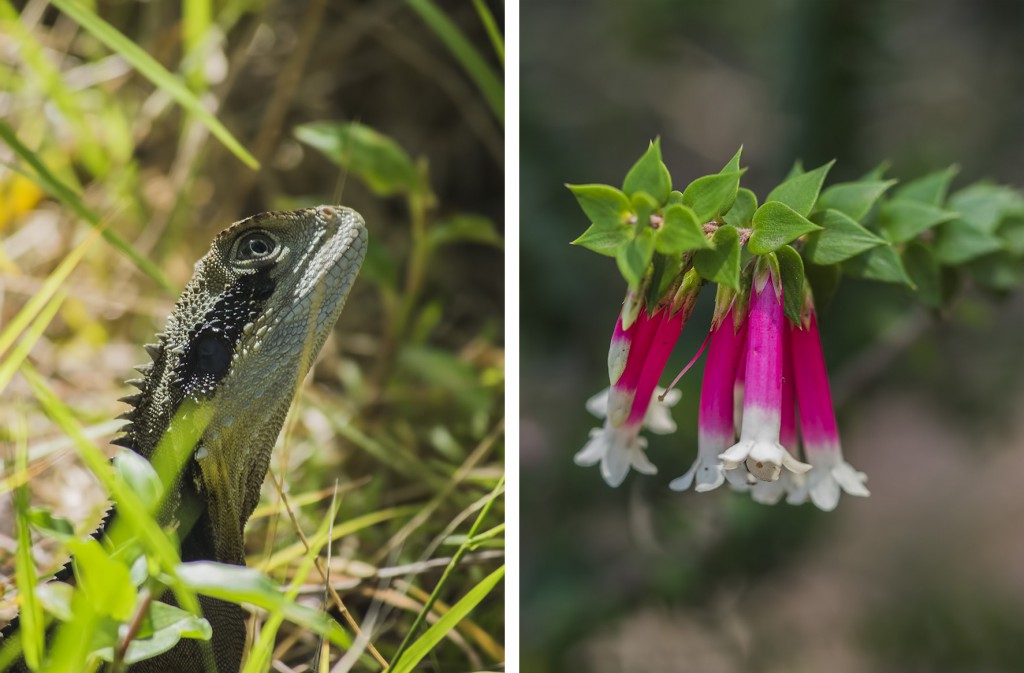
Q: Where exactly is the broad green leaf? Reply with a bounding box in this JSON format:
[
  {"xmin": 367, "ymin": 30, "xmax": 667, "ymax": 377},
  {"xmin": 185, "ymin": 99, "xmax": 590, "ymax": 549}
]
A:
[
  {"xmin": 877, "ymin": 199, "xmax": 957, "ymax": 243},
  {"xmin": 804, "ymin": 261, "xmax": 841, "ymax": 310},
  {"xmin": 70, "ymin": 538, "xmax": 136, "ymax": 621},
  {"xmin": 390, "ymin": 565, "xmax": 505, "ymax": 673},
  {"xmin": 91, "ymin": 601, "xmax": 212, "ymax": 664},
  {"xmin": 36, "ymin": 582, "xmax": 75, "ymax": 622},
  {"xmin": 843, "ymin": 245, "xmax": 913, "ymax": 286},
  {"xmin": 804, "ymin": 209, "xmax": 886, "ymax": 265},
  {"xmin": 295, "ymin": 121, "xmax": 425, "ymax": 197},
  {"xmin": 49, "ymin": 0, "xmax": 257, "ymax": 169},
  {"xmin": 998, "ymin": 215, "xmax": 1024, "ymax": 256},
  {"xmin": 407, "ymin": 0, "xmax": 503, "ymax": 122},
  {"xmin": 114, "ymin": 450, "xmax": 163, "ymax": 513},
  {"xmin": 723, "ymin": 188, "xmax": 758, "ymax": 229},
  {"xmin": 765, "ymin": 160, "xmax": 834, "ymax": 217},
  {"xmin": 694, "ymin": 225, "xmax": 741, "ymax": 290},
  {"xmin": 776, "ymin": 245, "xmax": 805, "ymax": 324},
  {"xmin": 933, "ymin": 219, "xmax": 1004, "ymax": 265},
  {"xmin": 748, "ymin": 201, "xmax": 822, "ymax": 255},
  {"xmin": 666, "ymin": 190, "xmax": 684, "ymax": 206},
  {"xmin": 572, "ymin": 222, "xmax": 630, "ymax": 257},
  {"xmin": 655, "ymin": 204, "xmax": 708, "ymax": 254},
  {"xmin": 816, "ymin": 179, "xmax": 897, "ymax": 221},
  {"xmin": 720, "ymin": 146, "xmax": 743, "ymax": 174},
  {"xmin": 616, "ymin": 232, "xmax": 655, "ymax": 287},
  {"xmin": 968, "ymin": 251, "xmax": 1023, "ymax": 291},
  {"xmin": 903, "ymin": 243, "xmax": 942, "ymax": 308},
  {"xmin": 428, "ymin": 214, "xmax": 504, "ymax": 249},
  {"xmin": 682, "ymin": 171, "xmax": 743, "ymax": 223},
  {"xmin": 567, "ymin": 184, "xmax": 633, "ymax": 228},
  {"xmin": 782, "ymin": 159, "xmax": 805, "ymax": 181},
  {"xmin": 28, "ymin": 508, "xmax": 74, "ymax": 541},
  {"xmin": 894, "ymin": 165, "xmax": 958, "ymax": 206},
  {"xmin": 948, "ymin": 182, "xmax": 1024, "ymax": 233},
  {"xmin": 623, "ymin": 140, "xmax": 671, "ymax": 204}
]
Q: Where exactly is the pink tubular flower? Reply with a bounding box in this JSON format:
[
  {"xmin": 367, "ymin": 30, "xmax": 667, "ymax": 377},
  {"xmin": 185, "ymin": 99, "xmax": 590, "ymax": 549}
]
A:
[
  {"xmin": 718, "ymin": 263, "xmax": 810, "ymax": 482},
  {"xmin": 787, "ymin": 308, "xmax": 869, "ymax": 510},
  {"xmin": 751, "ymin": 325, "xmax": 803, "ymax": 503},
  {"xmin": 576, "ymin": 271, "xmax": 701, "ymax": 487},
  {"xmin": 670, "ymin": 301, "xmax": 746, "ymax": 493}
]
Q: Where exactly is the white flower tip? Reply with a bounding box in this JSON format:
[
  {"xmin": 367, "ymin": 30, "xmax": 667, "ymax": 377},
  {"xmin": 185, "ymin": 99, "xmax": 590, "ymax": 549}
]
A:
[
  {"xmin": 668, "ymin": 471, "xmax": 695, "ymax": 492},
  {"xmin": 782, "ymin": 453, "xmax": 813, "ymax": 475},
  {"xmin": 585, "ymin": 389, "xmax": 610, "ymax": 418}
]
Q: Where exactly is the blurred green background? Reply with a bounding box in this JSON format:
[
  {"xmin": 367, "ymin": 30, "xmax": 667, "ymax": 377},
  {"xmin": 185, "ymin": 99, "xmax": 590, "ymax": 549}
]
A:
[{"xmin": 520, "ymin": 1, "xmax": 1024, "ymax": 671}]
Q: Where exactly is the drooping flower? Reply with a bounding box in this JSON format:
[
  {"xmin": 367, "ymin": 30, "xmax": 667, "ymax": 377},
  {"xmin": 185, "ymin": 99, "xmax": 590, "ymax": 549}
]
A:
[
  {"xmin": 718, "ymin": 260, "xmax": 810, "ymax": 482},
  {"xmin": 670, "ymin": 292, "xmax": 747, "ymax": 493},
  {"xmin": 576, "ymin": 270, "xmax": 702, "ymax": 486},
  {"xmin": 785, "ymin": 304, "xmax": 869, "ymax": 510}
]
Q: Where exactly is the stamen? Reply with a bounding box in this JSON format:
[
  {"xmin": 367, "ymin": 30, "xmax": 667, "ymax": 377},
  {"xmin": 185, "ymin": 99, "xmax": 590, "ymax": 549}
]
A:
[{"xmin": 659, "ymin": 330, "xmax": 711, "ymax": 401}]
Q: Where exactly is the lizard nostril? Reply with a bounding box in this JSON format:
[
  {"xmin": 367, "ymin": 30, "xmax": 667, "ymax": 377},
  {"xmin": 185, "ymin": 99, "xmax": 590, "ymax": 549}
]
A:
[{"xmin": 321, "ymin": 205, "xmax": 337, "ymax": 218}]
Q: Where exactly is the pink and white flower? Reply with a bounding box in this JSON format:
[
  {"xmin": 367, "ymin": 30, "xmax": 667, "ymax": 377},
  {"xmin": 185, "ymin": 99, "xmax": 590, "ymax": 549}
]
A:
[{"xmin": 718, "ymin": 262, "xmax": 810, "ymax": 482}]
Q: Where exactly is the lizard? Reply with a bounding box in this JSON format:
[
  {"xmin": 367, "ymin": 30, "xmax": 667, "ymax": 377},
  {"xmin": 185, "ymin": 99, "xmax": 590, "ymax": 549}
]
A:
[{"xmin": 1, "ymin": 204, "xmax": 367, "ymax": 672}]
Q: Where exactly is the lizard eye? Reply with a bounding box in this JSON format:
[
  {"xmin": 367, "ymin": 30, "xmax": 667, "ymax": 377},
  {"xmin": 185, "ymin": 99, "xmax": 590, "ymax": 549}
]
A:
[{"xmin": 235, "ymin": 232, "xmax": 277, "ymax": 261}]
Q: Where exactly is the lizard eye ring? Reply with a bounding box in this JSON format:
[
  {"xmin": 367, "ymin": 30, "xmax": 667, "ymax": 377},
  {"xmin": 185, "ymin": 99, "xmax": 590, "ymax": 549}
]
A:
[{"xmin": 234, "ymin": 231, "xmax": 278, "ymax": 262}]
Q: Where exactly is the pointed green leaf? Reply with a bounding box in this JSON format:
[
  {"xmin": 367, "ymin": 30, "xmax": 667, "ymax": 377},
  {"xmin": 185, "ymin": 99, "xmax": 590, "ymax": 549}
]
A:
[
  {"xmin": 682, "ymin": 171, "xmax": 743, "ymax": 223},
  {"xmin": 748, "ymin": 201, "xmax": 823, "ymax": 255},
  {"xmin": 933, "ymin": 219, "xmax": 1005, "ymax": 265},
  {"xmin": 623, "ymin": 139, "xmax": 671, "ymax": 204},
  {"xmin": 723, "ymin": 188, "xmax": 758, "ymax": 229},
  {"xmin": 567, "ymin": 184, "xmax": 633, "ymax": 227},
  {"xmin": 655, "ymin": 204, "xmax": 708, "ymax": 254},
  {"xmin": 804, "ymin": 261, "xmax": 841, "ymax": 310},
  {"xmin": 948, "ymin": 182, "xmax": 1024, "ymax": 233},
  {"xmin": 694, "ymin": 225, "xmax": 741, "ymax": 290},
  {"xmin": 843, "ymin": 245, "xmax": 914, "ymax": 286},
  {"xmin": 649, "ymin": 253, "xmax": 684, "ymax": 310},
  {"xmin": 860, "ymin": 160, "xmax": 891, "ymax": 181},
  {"xmin": 428, "ymin": 214, "xmax": 504, "ymax": 249},
  {"xmin": 720, "ymin": 146, "xmax": 743, "ymax": 174},
  {"xmin": 776, "ymin": 245, "xmax": 806, "ymax": 324},
  {"xmin": 804, "ymin": 209, "xmax": 886, "ymax": 264},
  {"xmin": 616, "ymin": 231, "xmax": 655, "ymax": 287},
  {"xmin": 998, "ymin": 215, "xmax": 1024, "ymax": 256},
  {"xmin": 70, "ymin": 538, "xmax": 137, "ymax": 621},
  {"xmin": 894, "ymin": 165, "xmax": 959, "ymax": 206},
  {"xmin": 783, "ymin": 159, "xmax": 805, "ymax": 181},
  {"xmin": 968, "ymin": 251, "xmax": 1022, "ymax": 292},
  {"xmin": 572, "ymin": 222, "xmax": 629, "ymax": 256},
  {"xmin": 816, "ymin": 179, "xmax": 897, "ymax": 221},
  {"xmin": 765, "ymin": 160, "xmax": 834, "ymax": 217},
  {"xmin": 877, "ymin": 199, "xmax": 958, "ymax": 243},
  {"xmin": 903, "ymin": 243, "xmax": 942, "ymax": 308}
]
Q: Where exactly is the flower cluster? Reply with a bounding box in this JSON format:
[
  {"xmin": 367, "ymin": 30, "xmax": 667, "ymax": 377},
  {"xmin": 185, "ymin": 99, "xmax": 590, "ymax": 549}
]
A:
[{"xmin": 577, "ymin": 258, "xmax": 868, "ymax": 511}]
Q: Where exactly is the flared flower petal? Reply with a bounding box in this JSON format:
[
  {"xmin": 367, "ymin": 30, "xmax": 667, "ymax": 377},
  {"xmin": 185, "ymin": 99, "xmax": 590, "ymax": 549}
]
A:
[{"xmin": 574, "ymin": 421, "xmax": 656, "ymax": 487}]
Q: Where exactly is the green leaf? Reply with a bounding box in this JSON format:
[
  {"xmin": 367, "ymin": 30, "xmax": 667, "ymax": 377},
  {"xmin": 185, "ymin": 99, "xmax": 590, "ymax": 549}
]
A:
[
  {"xmin": 843, "ymin": 245, "xmax": 914, "ymax": 286},
  {"xmin": 428, "ymin": 214, "xmax": 504, "ymax": 249},
  {"xmin": 776, "ymin": 245, "xmax": 806, "ymax": 324},
  {"xmin": 36, "ymin": 582, "xmax": 75, "ymax": 622},
  {"xmin": 648, "ymin": 253, "xmax": 683, "ymax": 309},
  {"xmin": 720, "ymin": 146, "xmax": 743, "ymax": 174},
  {"xmin": 666, "ymin": 190, "xmax": 684, "ymax": 206},
  {"xmin": 782, "ymin": 159, "xmax": 805, "ymax": 181},
  {"xmin": 390, "ymin": 565, "xmax": 505, "ymax": 673},
  {"xmin": 572, "ymin": 222, "xmax": 629, "ymax": 256},
  {"xmin": 92, "ymin": 601, "xmax": 212, "ymax": 664},
  {"xmin": 765, "ymin": 160, "xmax": 834, "ymax": 217},
  {"xmin": 893, "ymin": 165, "xmax": 958, "ymax": 206},
  {"xmin": 655, "ymin": 204, "xmax": 708, "ymax": 254},
  {"xmin": 933, "ymin": 219, "xmax": 1005, "ymax": 265},
  {"xmin": 804, "ymin": 209, "xmax": 886, "ymax": 265},
  {"xmin": 616, "ymin": 231, "xmax": 655, "ymax": 287},
  {"xmin": 903, "ymin": 243, "xmax": 942, "ymax": 308},
  {"xmin": 860, "ymin": 160, "xmax": 891, "ymax": 181},
  {"xmin": 877, "ymin": 199, "xmax": 958, "ymax": 243},
  {"xmin": 407, "ymin": 0, "xmax": 504, "ymax": 122},
  {"xmin": 49, "ymin": 0, "xmax": 258, "ymax": 169},
  {"xmin": 804, "ymin": 261, "xmax": 841, "ymax": 309},
  {"xmin": 723, "ymin": 188, "xmax": 758, "ymax": 228},
  {"xmin": 630, "ymin": 191, "xmax": 660, "ymax": 228},
  {"xmin": 948, "ymin": 182, "xmax": 1024, "ymax": 233},
  {"xmin": 359, "ymin": 238, "xmax": 400, "ymax": 288},
  {"xmin": 568, "ymin": 184, "xmax": 633, "ymax": 228},
  {"xmin": 816, "ymin": 179, "xmax": 897, "ymax": 221},
  {"xmin": 748, "ymin": 201, "xmax": 823, "ymax": 254},
  {"xmin": 623, "ymin": 139, "xmax": 671, "ymax": 204},
  {"xmin": 295, "ymin": 121, "xmax": 425, "ymax": 197},
  {"xmin": 114, "ymin": 450, "xmax": 163, "ymax": 513},
  {"xmin": 694, "ymin": 225, "xmax": 741, "ymax": 290},
  {"xmin": 682, "ymin": 171, "xmax": 743, "ymax": 223},
  {"xmin": 968, "ymin": 251, "xmax": 1023, "ymax": 291},
  {"xmin": 70, "ymin": 538, "xmax": 137, "ymax": 621},
  {"xmin": 998, "ymin": 215, "xmax": 1024, "ymax": 256}
]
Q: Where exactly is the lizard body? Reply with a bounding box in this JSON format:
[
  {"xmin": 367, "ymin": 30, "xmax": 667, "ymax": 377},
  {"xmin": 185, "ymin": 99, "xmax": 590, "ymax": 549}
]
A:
[{"xmin": 2, "ymin": 205, "xmax": 367, "ymax": 671}]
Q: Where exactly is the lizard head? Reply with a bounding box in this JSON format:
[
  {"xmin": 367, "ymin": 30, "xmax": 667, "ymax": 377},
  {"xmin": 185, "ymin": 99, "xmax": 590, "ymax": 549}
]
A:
[{"xmin": 119, "ymin": 205, "xmax": 366, "ymax": 562}]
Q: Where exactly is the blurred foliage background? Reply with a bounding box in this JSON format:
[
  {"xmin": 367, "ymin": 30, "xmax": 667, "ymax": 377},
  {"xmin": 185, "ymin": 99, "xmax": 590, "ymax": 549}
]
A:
[
  {"xmin": 521, "ymin": 0, "xmax": 1024, "ymax": 671},
  {"xmin": 0, "ymin": 0, "xmax": 503, "ymax": 670}
]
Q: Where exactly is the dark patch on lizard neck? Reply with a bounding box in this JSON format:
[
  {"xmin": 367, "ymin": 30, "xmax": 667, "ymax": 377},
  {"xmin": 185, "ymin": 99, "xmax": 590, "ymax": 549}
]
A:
[{"xmin": 175, "ymin": 269, "xmax": 276, "ymax": 399}]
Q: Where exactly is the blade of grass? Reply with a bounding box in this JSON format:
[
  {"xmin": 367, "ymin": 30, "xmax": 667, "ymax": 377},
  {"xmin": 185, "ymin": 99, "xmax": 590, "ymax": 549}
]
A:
[
  {"xmin": 470, "ymin": 0, "xmax": 503, "ymax": 65},
  {"xmin": 48, "ymin": 0, "xmax": 258, "ymax": 170},
  {"xmin": 0, "ymin": 288, "xmax": 67, "ymax": 395},
  {"xmin": 406, "ymin": 0, "xmax": 503, "ymax": 123},
  {"xmin": 12, "ymin": 414, "xmax": 44, "ymax": 669},
  {"xmin": 0, "ymin": 120, "xmax": 174, "ymax": 292}
]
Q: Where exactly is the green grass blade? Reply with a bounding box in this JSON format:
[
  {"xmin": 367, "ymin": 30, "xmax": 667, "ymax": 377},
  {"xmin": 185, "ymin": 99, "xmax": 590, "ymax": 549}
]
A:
[
  {"xmin": 12, "ymin": 415, "xmax": 43, "ymax": 669},
  {"xmin": 389, "ymin": 564, "xmax": 505, "ymax": 673},
  {"xmin": 0, "ymin": 287, "xmax": 67, "ymax": 396},
  {"xmin": 0, "ymin": 120, "xmax": 175, "ymax": 292},
  {"xmin": 471, "ymin": 0, "xmax": 503, "ymax": 65},
  {"xmin": 406, "ymin": 0, "xmax": 504, "ymax": 123},
  {"xmin": 48, "ymin": 0, "xmax": 258, "ymax": 170}
]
